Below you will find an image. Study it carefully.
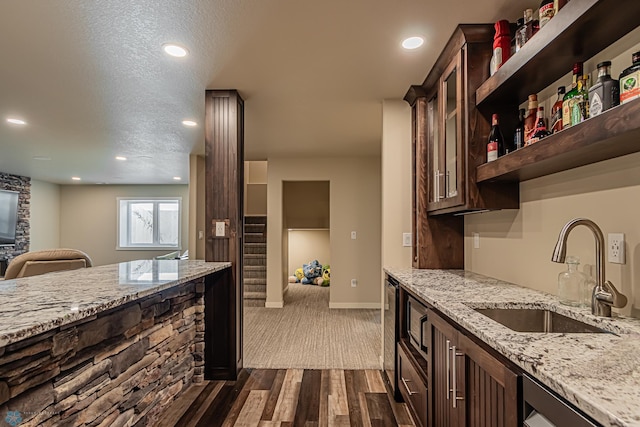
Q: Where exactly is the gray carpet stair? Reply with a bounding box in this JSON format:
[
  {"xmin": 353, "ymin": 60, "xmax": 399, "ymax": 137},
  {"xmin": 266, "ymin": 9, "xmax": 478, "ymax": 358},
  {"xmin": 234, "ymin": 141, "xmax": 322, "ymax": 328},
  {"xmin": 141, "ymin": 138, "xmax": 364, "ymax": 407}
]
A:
[{"xmin": 243, "ymin": 216, "xmax": 266, "ymax": 307}]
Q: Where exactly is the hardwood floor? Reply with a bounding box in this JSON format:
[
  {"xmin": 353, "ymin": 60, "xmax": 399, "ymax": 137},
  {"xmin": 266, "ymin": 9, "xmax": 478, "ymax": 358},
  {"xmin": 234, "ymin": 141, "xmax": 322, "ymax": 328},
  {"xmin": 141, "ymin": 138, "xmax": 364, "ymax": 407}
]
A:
[{"xmin": 160, "ymin": 369, "xmax": 415, "ymax": 427}]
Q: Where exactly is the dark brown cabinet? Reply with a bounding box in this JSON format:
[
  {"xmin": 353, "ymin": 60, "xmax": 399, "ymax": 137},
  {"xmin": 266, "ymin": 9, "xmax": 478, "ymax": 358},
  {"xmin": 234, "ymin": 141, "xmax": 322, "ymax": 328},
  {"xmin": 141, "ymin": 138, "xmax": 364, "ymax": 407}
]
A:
[
  {"xmin": 405, "ymin": 25, "xmax": 519, "ymax": 217},
  {"xmin": 427, "ymin": 309, "xmax": 519, "ymax": 427},
  {"xmin": 398, "ymin": 343, "xmax": 429, "ymax": 427}
]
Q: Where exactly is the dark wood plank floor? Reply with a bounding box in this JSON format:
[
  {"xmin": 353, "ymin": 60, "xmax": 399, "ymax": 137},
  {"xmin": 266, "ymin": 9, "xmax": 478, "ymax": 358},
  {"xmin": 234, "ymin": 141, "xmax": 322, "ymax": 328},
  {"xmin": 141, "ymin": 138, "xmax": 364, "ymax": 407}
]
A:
[{"xmin": 160, "ymin": 369, "xmax": 415, "ymax": 427}]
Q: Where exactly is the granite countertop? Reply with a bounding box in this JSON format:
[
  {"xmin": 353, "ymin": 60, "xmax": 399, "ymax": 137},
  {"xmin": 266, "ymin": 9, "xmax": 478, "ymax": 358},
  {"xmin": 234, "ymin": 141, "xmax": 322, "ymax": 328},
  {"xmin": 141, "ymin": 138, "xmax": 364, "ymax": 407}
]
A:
[
  {"xmin": 0, "ymin": 259, "xmax": 231, "ymax": 348},
  {"xmin": 385, "ymin": 267, "xmax": 640, "ymax": 427}
]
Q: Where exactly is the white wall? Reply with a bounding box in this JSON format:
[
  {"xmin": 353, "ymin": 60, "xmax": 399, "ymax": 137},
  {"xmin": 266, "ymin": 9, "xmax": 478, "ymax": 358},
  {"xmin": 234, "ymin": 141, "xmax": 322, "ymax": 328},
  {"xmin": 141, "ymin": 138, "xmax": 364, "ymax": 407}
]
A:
[
  {"xmin": 465, "ymin": 32, "xmax": 640, "ymax": 318},
  {"xmin": 30, "ymin": 180, "xmax": 61, "ymax": 250},
  {"xmin": 288, "ymin": 230, "xmax": 331, "ymax": 276},
  {"xmin": 381, "ymin": 100, "xmax": 412, "ymax": 270},
  {"xmin": 59, "ymin": 185, "xmax": 189, "ymax": 266},
  {"xmin": 267, "ymin": 157, "xmax": 381, "ymax": 308}
]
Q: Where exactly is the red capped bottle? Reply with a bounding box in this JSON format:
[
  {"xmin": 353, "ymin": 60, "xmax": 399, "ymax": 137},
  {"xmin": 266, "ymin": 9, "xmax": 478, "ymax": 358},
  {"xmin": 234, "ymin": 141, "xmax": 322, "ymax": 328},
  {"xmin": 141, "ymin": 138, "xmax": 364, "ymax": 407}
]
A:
[{"xmin": 487, "ymin": 114, "xmax": 505, "ymax": 162}]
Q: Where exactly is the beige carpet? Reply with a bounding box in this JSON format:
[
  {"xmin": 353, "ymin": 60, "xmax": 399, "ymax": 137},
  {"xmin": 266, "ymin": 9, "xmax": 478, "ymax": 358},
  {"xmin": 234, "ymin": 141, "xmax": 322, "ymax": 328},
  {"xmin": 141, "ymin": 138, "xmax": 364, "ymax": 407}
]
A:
[{"xmin": 243, "ymin": 283, "xmax": 381, "ymax": 369}]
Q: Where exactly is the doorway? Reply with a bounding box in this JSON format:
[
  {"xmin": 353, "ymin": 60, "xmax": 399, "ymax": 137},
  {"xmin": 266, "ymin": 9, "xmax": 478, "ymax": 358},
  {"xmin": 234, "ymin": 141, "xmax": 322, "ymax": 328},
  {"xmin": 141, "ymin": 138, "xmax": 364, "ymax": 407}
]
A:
[{"xmin": 282, "ymin": 181, "xmax": 330, "ymax": 305}]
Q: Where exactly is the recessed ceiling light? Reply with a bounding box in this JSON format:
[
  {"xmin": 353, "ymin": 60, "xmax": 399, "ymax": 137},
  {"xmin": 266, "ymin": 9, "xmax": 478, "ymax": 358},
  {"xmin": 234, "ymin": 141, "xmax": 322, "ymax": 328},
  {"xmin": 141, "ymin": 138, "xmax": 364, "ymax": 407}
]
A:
[
  {"xmin": 173, "ymin": 176, "xmax": 182, "ymax": 181},
  {"xmin": 162, "ymin": 43, "xmax": 189, "ymax": 57},
  {"xmin": 71, "ymin": 176, "xmax": 81, "ymax": 181},
  {"xmin": 33, "ymin": 156, "xmax": 51, "ymax": 161},
  {"xmin": 6, "ymin": 118, "xmax": 27, "ymax": 125},
  {"xmin": 402, "ymin": 36, "xmax": 424, "ymax": 50},
  {"xmin": 182, "ymin": 120, "xmax": 197, "ymax": 127},
  {"xmin": 115, "ymin": 156, "xmax": 127, "ymax": 161}
]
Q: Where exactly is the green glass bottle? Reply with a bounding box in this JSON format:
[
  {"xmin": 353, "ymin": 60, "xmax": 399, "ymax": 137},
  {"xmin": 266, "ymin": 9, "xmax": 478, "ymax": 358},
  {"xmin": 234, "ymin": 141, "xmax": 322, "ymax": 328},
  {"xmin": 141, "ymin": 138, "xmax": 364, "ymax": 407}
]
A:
[{"xmin": 562, "ymin": 62, "xmax": 583, "ymax": 129}]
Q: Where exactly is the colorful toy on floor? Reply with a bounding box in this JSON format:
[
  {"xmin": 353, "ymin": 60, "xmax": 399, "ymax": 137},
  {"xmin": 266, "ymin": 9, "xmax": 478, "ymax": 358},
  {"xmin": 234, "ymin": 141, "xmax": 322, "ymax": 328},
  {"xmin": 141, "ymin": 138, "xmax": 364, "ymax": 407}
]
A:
[{"xmin": 291, "ymin": 259, "xmax": 330, "ymax": 286}]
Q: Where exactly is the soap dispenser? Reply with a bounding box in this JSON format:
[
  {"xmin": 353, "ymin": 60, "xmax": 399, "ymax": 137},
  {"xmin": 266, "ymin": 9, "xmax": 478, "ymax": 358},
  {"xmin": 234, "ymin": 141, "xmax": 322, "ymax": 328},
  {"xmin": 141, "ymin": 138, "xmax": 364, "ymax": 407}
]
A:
[{"xmin": 558, "ymin": 256, "xmax": 587, "ymax": 307}]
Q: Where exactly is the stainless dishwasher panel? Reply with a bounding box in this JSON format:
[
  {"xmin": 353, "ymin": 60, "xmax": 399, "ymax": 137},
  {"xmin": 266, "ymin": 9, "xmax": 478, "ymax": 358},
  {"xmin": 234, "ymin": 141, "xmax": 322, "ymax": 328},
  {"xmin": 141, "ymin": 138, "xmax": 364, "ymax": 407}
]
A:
[
  {"xmin": 383, "ymin": 276, "xmax": 400, "ymax": 400},
  {"xmin": 523, "ymin": 374, "xmax": 600, "ymax": 427}
]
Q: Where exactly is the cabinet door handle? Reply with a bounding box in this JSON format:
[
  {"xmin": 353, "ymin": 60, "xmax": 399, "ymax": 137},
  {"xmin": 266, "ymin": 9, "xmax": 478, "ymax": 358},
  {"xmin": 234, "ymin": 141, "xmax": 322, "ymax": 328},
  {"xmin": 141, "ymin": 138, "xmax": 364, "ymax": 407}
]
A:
[
  {"xmin": 451, "ymin": 345, "xmax": 465, "ymax": 409},
  {"xmin": 446, "ymin": 339, "xmax": 451, "ymax": 401},
  {"xmin": 435, "ymin": 170, "xmax": 440, "ymax": 200},
  {"xmin": 445, "ymin": 170, "xmax": 450, "ymax": 197},
  {"xmin": 401, "ymin": 377, "xmax": 418, "ymax": 396}
]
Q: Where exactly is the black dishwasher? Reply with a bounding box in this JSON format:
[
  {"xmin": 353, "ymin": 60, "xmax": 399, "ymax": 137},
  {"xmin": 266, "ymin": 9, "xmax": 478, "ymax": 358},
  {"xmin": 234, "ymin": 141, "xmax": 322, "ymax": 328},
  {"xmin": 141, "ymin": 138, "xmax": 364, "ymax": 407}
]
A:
[
  {"xmin": 383, "ymin": 275, "xmax": 400, "ymax": 399},
  {"xmin": 523, "ymin": 374, "xmax": 600, "ymax": 427}
]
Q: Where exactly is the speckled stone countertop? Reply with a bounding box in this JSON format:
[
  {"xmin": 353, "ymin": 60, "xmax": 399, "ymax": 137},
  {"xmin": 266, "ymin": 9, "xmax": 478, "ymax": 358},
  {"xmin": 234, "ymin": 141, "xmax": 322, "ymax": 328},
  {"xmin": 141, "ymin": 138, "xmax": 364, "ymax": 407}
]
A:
[
  {"xmin": 0, "ymin": 259, "xmax": 231, "ymax": 348},
  {"xmin": 385, "ymin": 268, "xmax": 640, "ymax": 427}
]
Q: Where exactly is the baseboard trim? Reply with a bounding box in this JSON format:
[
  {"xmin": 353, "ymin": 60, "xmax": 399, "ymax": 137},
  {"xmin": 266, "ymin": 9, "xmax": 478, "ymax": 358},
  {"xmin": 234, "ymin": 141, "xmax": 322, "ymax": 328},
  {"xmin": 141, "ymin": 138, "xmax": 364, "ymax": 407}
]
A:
[
  {"xmin": 329, "ymin": 302, "xmax": 381, "ymax": 309},
  {"xmin": 265, "ymin": 301, "xmax": 284, "ymax": 308}
]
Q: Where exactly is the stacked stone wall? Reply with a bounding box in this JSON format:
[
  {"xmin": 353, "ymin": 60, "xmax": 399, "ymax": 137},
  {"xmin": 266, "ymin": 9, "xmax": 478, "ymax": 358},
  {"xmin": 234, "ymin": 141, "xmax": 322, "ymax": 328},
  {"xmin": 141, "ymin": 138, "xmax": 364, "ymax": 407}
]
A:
[
  {"xmin": 0, "ymin": 278, "xmax": 205, "ymax": 426},
  {"xmin": 0, "ymin": 171, "xmax": 30, "ymax": 262}
]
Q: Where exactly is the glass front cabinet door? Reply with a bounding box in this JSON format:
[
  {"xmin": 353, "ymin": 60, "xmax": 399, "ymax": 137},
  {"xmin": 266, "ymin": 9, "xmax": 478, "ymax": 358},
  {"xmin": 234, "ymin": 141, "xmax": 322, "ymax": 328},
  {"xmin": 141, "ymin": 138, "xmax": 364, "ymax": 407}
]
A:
[{"xmin": 427, "ymin": 52, "xmax": 465, "ymax": 213}]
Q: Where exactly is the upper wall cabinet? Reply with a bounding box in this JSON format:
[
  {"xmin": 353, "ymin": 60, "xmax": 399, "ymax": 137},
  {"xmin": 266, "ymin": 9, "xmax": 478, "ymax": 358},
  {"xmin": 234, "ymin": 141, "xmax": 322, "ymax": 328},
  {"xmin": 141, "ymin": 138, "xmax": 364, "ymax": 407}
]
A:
[
  {"xmin": 475, "ymin": 0, "xmax": 640, "ymax": 183},
  {"xmin": 405, "ymin": 25, "xmax": 519, "ymax": 216}
]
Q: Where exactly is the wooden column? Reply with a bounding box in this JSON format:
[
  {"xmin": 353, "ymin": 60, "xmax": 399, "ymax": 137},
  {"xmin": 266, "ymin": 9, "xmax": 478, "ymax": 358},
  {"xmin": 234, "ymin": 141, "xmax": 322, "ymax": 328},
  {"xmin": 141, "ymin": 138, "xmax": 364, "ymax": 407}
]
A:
[{"xmin": 204, "ymin": 90, "xmax": 244, "ymax": 380}]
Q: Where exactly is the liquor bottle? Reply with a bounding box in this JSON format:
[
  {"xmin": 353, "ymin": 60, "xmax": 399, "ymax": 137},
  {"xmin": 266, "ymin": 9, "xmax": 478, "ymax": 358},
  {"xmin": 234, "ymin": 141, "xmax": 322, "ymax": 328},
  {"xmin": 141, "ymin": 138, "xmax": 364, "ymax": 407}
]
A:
[
  {"xmin": 524, "ymin": 94, "xmax": 538, "ymax": 144},
  {"xmin": 515, "ymin": 18, "xmax": 525, "ymax": 52},
  {"xmin": 487, "ymin": 114, "xmax": 504, "ymax": 162},
  {"xmin": 517, "ymin": 9, "xmax": 536, "ymax": 51},
  {"xmin": 490, "ymin": 20, "xmax": 511, "ymax": 76},
  {"xmin": 562, "ymin": 62, "xmax": 583, "ymax": 129},
  {"xmin": 529, "ymin": 107, "xmax": 550, "ymax": 144},
  {"xmin": 554, "ymin": 0, "xmax": 568, "ymax": 14},
  {"xmin": 550, "ymin": 86, "xmax": 565, "ymax": 133},
  {"xmin": 539, "ymin": 0, "xmax": 555, "ymax": 28},
  {"xmin": 513, "ymin": 108, "xmax": 526, "ymax": 150},
  {"xmin": 570, "ymin": 76, "xmax": 589, "ymax": 125},
  {"xmin": 619, "ymin": 51, "xmax": 640, "ymax": 105},
  {"xmin": 589, "ymin": 61, "xmax": 620, "ymax": 117}
]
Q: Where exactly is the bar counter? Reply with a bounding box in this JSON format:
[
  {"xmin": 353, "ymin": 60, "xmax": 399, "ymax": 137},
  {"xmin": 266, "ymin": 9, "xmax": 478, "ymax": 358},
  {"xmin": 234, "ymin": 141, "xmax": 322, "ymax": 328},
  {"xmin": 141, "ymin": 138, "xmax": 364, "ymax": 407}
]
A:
[{"xmin": 0, "ymin": 259, "xmax": 231, "ymax": 426}]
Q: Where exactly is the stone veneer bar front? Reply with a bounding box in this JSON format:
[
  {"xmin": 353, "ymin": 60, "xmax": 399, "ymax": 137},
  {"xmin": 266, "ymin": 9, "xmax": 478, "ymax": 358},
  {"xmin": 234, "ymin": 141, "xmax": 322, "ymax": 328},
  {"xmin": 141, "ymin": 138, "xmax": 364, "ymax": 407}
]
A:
[{"xmin": 0, "ymin": 259, "xmax": 230, "ymax": 426}]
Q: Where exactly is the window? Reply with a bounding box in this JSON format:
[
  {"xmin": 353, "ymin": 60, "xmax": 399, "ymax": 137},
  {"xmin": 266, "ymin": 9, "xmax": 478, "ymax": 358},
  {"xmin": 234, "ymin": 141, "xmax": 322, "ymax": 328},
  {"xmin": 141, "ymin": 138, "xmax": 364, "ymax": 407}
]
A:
[{"xmin": 118, "ymin": 198, "xmax": 181, "ymax": 249}]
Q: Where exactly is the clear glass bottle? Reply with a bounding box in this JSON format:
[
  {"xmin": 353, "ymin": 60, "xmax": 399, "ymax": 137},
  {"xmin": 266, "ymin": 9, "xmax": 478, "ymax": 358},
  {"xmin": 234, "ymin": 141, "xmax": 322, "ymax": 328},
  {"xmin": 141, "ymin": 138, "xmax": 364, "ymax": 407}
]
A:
[{"xmin": 558, "ymin": 256, "xmax": 586, "ymax": 307}]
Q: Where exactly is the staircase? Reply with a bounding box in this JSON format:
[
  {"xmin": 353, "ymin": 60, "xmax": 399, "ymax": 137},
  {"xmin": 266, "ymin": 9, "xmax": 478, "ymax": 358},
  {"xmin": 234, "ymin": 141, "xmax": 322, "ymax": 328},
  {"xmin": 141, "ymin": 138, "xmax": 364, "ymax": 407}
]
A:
[{"xmin": 243, "ymin": 216, "xmax": 267, "ymax": 307}]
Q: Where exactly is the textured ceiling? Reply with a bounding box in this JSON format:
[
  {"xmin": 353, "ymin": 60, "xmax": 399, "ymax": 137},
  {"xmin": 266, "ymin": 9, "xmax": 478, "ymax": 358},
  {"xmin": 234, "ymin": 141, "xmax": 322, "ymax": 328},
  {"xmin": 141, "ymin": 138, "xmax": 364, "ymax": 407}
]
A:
[{"xmin": 0, "ymin": 0, "xmax": 526, "ymax": 184}]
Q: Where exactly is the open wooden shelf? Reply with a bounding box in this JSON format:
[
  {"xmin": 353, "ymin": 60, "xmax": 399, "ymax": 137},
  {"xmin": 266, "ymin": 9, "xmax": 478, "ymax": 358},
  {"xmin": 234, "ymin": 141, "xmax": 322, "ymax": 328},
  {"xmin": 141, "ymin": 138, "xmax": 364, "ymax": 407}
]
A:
[
  {"xmin": 476, "ymin": 99, "xmax": 640, "ymax": 183},
  {"xmin": 476, "ymin": 0, "xmax": 640, "ymax": 109}
]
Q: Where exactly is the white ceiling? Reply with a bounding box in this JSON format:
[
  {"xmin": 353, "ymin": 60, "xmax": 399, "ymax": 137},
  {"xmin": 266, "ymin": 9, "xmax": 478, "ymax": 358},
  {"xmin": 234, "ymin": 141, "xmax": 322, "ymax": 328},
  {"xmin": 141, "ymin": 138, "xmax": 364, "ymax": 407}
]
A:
[{"xmin": 0, "ymin": 0, "xmax": 526, "ymax": 184}]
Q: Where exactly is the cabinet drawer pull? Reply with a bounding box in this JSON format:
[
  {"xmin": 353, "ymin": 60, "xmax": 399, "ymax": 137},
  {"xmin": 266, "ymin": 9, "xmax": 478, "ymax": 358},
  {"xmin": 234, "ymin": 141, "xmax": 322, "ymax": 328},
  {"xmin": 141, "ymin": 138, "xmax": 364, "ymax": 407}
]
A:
[
  {"xmin": 446, "ymin": 339, "xmax": 451, "ymax": 400},
  {"xmin": 451, "ymin": 345, "xmax": 465, "ymax": 408},
  {"xmin": 401, "ymin": 377, "xmax": 418, "ymax": 396}
]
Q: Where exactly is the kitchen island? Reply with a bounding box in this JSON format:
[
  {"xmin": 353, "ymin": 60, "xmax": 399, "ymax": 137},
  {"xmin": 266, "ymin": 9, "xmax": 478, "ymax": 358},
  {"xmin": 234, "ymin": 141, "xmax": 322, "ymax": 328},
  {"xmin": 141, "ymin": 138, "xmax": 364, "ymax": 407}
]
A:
[
  {"xmin": 0, "ymin": 259, "xmax": 231, "ymax": 427},
  {"xmin": 386, "ymin": 267, "xmax": 640, "ymax": 427}
]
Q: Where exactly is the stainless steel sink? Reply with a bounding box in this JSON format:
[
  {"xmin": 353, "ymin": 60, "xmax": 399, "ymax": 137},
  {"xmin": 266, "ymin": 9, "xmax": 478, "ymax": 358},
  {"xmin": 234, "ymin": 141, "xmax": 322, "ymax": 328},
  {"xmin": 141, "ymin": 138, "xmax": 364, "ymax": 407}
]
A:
[{"xmin": 474, "ymin": 308, "xmax": 609, "ymax": 333}]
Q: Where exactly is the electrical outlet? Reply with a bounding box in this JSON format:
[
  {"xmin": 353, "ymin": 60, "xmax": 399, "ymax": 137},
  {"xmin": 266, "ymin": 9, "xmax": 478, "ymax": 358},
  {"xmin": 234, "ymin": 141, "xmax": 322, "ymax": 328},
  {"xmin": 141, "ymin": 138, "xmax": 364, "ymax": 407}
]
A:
[
  {"xmin": 402, "ymin": 233, "xmax": 412, "ymax": 247},
  {"xmin": 608, "ymin": 233, "xmax": 625, "ymax": 264},
  {"xmin": 351, "ymin": 231, "xmax": 357, "ymax": 240},
  {"xmin": 473, "ymin": 232, "xmax": 480, "ymax": 249},
  {"xmin": 198, "ymin": 230, "xmax": 204, "ymax": 240},
  {"xmin": 351, "ymin": 279, "xmax": 357, "ymax": 287},
  {"xmin": 215, "ymin": 222, "xmax": 225, "ymax": 237}
]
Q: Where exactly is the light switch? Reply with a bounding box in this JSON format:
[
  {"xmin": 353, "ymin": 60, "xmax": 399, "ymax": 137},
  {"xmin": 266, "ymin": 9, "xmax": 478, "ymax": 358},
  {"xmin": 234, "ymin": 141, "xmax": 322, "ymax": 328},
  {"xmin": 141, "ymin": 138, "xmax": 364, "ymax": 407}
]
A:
[
  {"xmin": 402, "ymin": 233, "xmax": 412, "ymax": 247},
  {"xmin": 198, "ymin": 230, "xmax": 204, "ymax": 240},
  {"xmin": 351, "ymin": 231, "xmax": 357, "ymax": 240}
]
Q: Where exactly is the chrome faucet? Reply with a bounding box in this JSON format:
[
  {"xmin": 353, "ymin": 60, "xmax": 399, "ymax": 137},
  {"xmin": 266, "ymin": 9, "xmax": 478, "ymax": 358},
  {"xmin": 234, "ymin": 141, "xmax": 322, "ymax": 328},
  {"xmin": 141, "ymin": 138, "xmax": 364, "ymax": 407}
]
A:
[{"xmin": 552, "ymin": 218, "xmax": 627, "ymax": 317}]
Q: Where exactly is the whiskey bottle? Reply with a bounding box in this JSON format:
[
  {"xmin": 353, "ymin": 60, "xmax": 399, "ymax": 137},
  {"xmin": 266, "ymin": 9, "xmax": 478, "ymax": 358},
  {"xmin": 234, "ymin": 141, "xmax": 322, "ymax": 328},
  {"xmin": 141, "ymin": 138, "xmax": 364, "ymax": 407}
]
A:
[
  {"xmin": 524, "ymin": 94, "xmax": 539, "ymax": 144},
  {"xmin": 513, "ymin": 108, "xmax": 526, "ymax": 150},
  {"xmin": 539, "ymin": 0, "xmax": 555, "ymax": 28},
  {"xmin": 562, "ymin": 62, "xmax": 583, "ymax": 129},
  {"xmin": 529, "ymin": 107, "xmax": 550, "ymax": 144},
  {"xmin": 589, "ymin": 61, "xmax": 619, "ymax": 117},
  {"xmin": 620, "ymin": 51, "xmax": 640, "ymax": 105},
  {"xmin": 487, "ymin": 114, "xmax": 505, "ymax": 162},
  {"xmin": 550, "ymin": 86, "xmax": 565, "ymax": 133}
]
